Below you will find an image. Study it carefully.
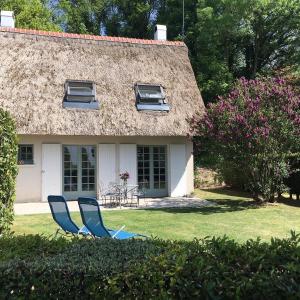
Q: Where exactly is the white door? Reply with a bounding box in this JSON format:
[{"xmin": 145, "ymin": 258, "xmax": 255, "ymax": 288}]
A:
[
  {"xmin": 119, "ymin": 144, "xmax": 137, "ymax": 185},
  {"xmin": 42, "ymin": 144, "xmax": 62, "ymax": 202},
  {"xmin": 170, "ymin": 144, "xmax": 187, "ymax": 197},
  {"xmin": 98, "ymin": 144, "xmax": 116, "ymax": 192}
]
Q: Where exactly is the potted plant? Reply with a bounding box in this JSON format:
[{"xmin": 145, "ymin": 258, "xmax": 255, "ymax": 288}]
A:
[{"xmin": 120, "ymin": 171, "xmax": 130, "ymax": 185}]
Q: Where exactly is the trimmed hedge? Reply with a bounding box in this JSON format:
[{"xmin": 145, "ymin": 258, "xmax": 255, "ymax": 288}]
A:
[
  {"xmin": 0, "ymin": 109, "xmax": 18, "ymax": 235},
  {"xmin": 1, "ymin": 234, "xmax": 300, "ymax": 299}
]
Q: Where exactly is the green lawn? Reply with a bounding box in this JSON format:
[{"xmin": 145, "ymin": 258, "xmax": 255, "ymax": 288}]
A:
[{"xmin": 13, "ymin": 188, "xmax": 300, "ymax": 242}]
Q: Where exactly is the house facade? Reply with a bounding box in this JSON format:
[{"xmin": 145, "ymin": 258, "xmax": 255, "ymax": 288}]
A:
[{"xmin": 0, "ymin": 23, "xmax": 205, "ymax": 203}]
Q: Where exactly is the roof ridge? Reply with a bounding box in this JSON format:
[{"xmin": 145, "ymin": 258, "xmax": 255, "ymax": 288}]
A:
[{"xmin": 0, "ymin": 26, "xmax": 186, "ymax": 47}]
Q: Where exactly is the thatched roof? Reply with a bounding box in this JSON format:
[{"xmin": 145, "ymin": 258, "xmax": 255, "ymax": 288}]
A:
[{"xmin": 0, "ymin": 27, "xmax": 205, "ymax": 136}]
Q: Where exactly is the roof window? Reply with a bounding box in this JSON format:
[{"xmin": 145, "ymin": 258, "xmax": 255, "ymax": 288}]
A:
[
  {"xmin": 135, "ymin": 83, "xmax": 170, "ymax": 112},
  {"xmin": 63, "ymin": 80, "xmax": 99, "ymax": 109}
]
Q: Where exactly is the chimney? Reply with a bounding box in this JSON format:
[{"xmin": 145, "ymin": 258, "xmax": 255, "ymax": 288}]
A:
[
  {"xmin": 154, "ymin": 25, "xmax": 167, "ymax": 41},
  {"xmin": 0, "ymin": 11, "xmax": 15, "ymax": 28}
]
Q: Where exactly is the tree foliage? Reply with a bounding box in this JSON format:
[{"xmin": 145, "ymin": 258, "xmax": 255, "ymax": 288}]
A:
[
  {"xmin": 191, "ymin": 78, "xmax": 300, "ymax": 202},
  {"xmin": 57, "ymin": 0, "xmax": 160, "ymax": 38},
  {"xmin": 0, "ymin": 0, "xmax": 60, "ymax": 31},
  {"xmin": 191, "ymin": 0, "xmax": 300, "ymax": 103},
  {"xmin": 0, "ymin": 109, "xmax": 18, "ymax": 236}
]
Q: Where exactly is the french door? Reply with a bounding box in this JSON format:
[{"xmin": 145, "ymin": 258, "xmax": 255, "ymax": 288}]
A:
[
  {"xmin": 137, "ymin": 145, "xmax": 168, "ymax": 197},
  {"xmin": 63, "ymin": 145, "xmax": 96, "ymax": 200}
]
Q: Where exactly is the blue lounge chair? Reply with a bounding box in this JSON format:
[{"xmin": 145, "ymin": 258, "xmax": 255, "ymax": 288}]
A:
[
  {"xmin": 78, "ymin": 197, "xmax": 146, "ymax": 239},
  {"xmin": 48, "ymin": 195, "xmax": 90, "ymax": 236}
]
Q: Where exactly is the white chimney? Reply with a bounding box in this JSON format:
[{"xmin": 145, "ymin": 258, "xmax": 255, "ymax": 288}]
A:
[
  {"xmin": 154, "ymin": 25, "xmax": 167, "ymax": 41},
  {"xmin": 0, "ymin": 11, "xmax": 15, "ymax": 28}
]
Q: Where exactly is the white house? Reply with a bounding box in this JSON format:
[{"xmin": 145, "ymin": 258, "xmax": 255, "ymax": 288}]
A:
[{"xmin": 0, "ymin": 13, "xmax": 205, "ymax": 202}]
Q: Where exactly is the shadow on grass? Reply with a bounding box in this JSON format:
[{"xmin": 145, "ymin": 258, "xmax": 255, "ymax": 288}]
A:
[
  {"xmin": 277, "ymin": 196, "xmax": 300, "ymax": 208},
  {"xmin": 143, "ymin": 198, "xmax": 260, "ymax": 215},
  {"xmin": 200, "ymin": 187, "xmax": 252, "ymax": 199}
]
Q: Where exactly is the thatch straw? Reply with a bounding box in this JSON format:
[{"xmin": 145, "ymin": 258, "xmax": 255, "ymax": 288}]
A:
[{"xmin": 0, "ymin": 30, "xmax": 205, "ymax": 136}]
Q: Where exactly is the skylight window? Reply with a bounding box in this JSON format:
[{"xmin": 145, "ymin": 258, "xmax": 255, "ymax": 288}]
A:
[
  {"xmin": 135, "ymin": 83, "xmax": 170, "ymax": 111},
  {"xmin": 63, "ymin": 80, "xmax": 99, "ymax": 109}
]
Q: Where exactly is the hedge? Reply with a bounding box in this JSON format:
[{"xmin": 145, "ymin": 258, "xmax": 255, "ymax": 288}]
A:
[
  {"xmin": 0, "ymin": 108, "xmax": 18, "ymax": 235},
  {"xmin": 1, "ymin": 233, "xmax": 300, "ymax": 299}
]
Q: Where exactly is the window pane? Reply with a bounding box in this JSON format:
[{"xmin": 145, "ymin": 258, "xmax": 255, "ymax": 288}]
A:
[
  {"xmin": 65, "ymin": 81, "xmax": 95, "ymax": 103},
  {"xmin": 71, "ymin": 184, "xmax": 77, "ymax": 191},
  {"xmin": 81, "ymin": 146, "xmax": 96, "ymax": 192},
  {"xmin": 63, "ymin": 146, "xmax": 78, "ymax": 192},
  {"xmin": 18, "ymin": 145, "xmax": 34, "ymax": 165},
  {"xmin": 68, "ymin": 81, "xmax": 93, "ymax": 96},
  {"xmin": 64, "ymin": 185, "xmax": 70, "ymax": 192},
  {"xmin": 138, "ymin": 85, "xmax": 162, "ymax": 99},
  {"xmin": 64, "ymin": 170, "xmax": 70, "ymax": 177}
]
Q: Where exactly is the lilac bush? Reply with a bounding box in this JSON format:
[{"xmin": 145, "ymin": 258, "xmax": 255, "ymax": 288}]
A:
[{"xmin": 191, "ymin": 77, "xmax": 300, "ymax": 202}]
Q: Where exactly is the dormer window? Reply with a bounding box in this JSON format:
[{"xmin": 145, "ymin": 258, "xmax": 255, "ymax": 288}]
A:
[
  {"xmin": 63, "ymin": 80, "xmax": 99, "ymax": 109},
  {"xmin": 135, "ymin": 83, "xmax": 170, "ymax": 112}
]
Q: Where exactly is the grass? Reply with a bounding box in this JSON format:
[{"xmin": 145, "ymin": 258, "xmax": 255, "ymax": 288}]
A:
[{"xmin": 12, "ymin": 188, "xmax": 300, "ymax": 242}]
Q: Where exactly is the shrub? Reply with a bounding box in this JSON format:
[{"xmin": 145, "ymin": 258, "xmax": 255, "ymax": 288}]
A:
[
  {"xmin": 0, "ymin": 234, "xmax": 70, "ymax": 262},
  {"xmin": 0, "ymin": 236, "xmax": 163, "ymax": 299},
  {"xmin": 0, "ymin": 109, "xmax": 18, "ymax": 235},
  {"xmin": 1, "ymin": 234, "xmax": 300, "ymax": 299},
  {"xmin": 194, "ymin": 167, "xmax": 221, "ymax": 188},
  {"xmin": 191, "ymin": 77, "xmax": 300, "ymax": 202},
  {"xmin": 105, "ymin": 234, "xmax": 300, "ymax": 299}
]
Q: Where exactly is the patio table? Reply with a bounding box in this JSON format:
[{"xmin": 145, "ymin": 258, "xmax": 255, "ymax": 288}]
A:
[{"xmin": 114, "ymin": 184, "xmax": 139, "ymax": 207}]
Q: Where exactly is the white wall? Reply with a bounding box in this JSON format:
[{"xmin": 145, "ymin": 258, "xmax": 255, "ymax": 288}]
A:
[
  {"xmin": 98, "ymin": 144, "xmax": 117, "ymax": 192},
  {"xmin": 16, "ymin": 135, "xmax": 194, "ymax": 202},
  {"xmin": 119, "ymin": 144, "xmax": 137, "ymax": 185},
  {"xmin": 169, "ymin": 144, "xmax": 187, "ymax": 197}
]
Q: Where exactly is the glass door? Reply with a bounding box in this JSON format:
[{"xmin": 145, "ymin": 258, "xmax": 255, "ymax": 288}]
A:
[
  {"xmin": 63, "ymin": 145, "xmax": 96, "ymax": 200},
  {"xmin": 137, "ymin": 145, "xmax": 168, "ymax": 197}
]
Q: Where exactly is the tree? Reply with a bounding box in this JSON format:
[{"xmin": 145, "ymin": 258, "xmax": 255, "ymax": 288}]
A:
[
  {"xmin": 0, "ymin": 109, "xmax": 18, "ymax": 236},
  {"xmin": 103, "ymin": 0, "xmax": 160, "ymax": 38},
  {"xmin": 57, "ymin": 0, "xmax": 105, "ymax": 34},
  {"xmin": 191, "ymin": 77, "xmax": 300, "ymax": 202},
  {"xmin": 191, "ymin": 0, "xmax": 300, "ymax": 103},
  {"xmin": 57, "ymin": 0, "xmax": 160, "ymax": 38},
  {"xmin": 0, "ymin": 0, "xmax": 60, "ymax": 31}
]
